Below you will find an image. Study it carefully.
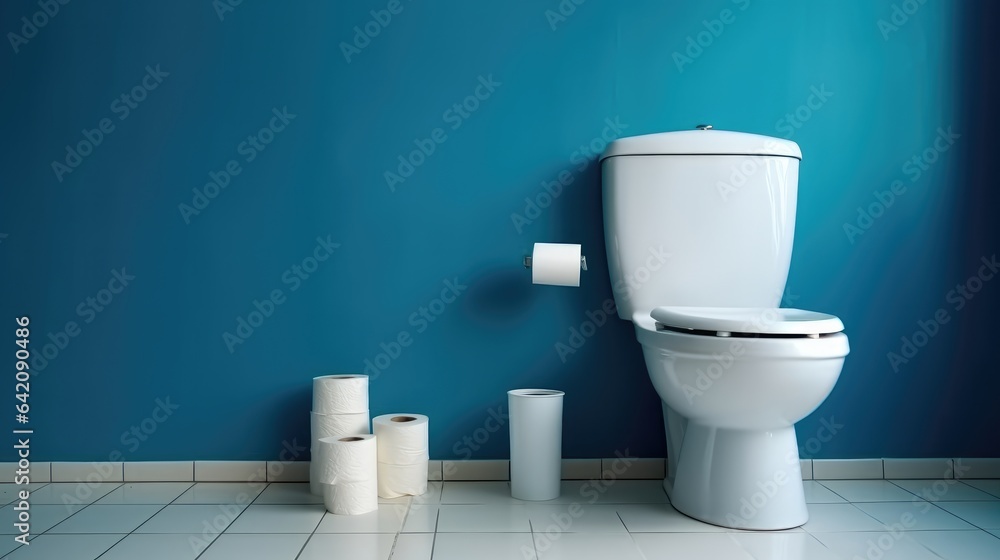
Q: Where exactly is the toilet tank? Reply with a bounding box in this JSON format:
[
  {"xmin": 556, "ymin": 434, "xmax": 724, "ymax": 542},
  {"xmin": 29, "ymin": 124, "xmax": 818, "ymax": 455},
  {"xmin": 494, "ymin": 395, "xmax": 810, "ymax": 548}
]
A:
[{"xmin": 601, "ymin": 129, "xmax": 802, "ymax": 321}]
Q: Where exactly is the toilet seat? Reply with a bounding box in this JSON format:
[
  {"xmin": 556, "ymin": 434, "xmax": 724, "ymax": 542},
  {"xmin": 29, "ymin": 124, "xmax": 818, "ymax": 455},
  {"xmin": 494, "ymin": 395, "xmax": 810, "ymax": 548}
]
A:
[{"xmin": 650, "ymin": 306, "xmax": 844, "ymax": 337}]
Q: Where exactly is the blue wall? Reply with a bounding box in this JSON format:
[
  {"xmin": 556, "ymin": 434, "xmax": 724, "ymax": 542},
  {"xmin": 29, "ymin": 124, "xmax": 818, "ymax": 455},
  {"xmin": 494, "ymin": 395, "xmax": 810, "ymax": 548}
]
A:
[{"xmin": 2, "ymin": 0, "xmax": 997, "ymax": 462}]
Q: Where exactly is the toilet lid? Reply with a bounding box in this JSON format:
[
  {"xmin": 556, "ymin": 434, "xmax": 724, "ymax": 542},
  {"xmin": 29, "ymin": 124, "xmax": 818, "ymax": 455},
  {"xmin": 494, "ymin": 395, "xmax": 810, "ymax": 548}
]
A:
[{"xmin": 650, "ymin": 306, "xmax": 844, "ymax": 336}]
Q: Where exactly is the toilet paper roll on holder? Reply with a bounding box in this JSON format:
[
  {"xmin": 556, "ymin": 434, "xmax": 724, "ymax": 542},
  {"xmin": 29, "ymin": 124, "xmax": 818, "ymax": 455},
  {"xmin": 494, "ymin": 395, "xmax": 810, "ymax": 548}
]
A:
[{"xmin": 522, "ymin": 254, "xmax": 587, "ymax": 270}]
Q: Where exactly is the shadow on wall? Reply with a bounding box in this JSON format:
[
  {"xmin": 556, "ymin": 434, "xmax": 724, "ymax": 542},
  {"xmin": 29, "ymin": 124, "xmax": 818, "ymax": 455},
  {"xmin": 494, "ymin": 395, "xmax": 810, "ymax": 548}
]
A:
[
  {"xmin": 462, "ymin": 265, "xmax": 536, "ymax": 330},
  {"xmin": 941, "ymin": 0, "xmax": 1000, "ymax": 455}
]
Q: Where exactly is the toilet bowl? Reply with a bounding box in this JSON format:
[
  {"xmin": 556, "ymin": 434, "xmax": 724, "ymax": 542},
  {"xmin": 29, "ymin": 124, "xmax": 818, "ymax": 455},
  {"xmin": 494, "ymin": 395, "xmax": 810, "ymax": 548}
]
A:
[
  {"xmin": 634, "ymin": 309, "xmax": 848, "ymax": 529},
  {"xmin": 600, "ymin": 128, "xmax": 850, "ymax": 530}
]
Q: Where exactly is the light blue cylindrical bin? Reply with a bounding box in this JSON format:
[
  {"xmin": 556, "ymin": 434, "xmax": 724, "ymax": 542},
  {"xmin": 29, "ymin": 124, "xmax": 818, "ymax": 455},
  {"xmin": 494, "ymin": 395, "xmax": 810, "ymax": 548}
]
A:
[{"xmin": 508, "ymin": 389, "xmax": 564, "ymax": 501}]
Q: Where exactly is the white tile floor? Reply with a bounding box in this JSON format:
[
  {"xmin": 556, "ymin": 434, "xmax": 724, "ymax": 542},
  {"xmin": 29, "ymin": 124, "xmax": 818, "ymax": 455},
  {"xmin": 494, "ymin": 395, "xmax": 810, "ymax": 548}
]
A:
[{"xmin": 1, "ymin": 478, "xmax": 999, "ymax": 559}]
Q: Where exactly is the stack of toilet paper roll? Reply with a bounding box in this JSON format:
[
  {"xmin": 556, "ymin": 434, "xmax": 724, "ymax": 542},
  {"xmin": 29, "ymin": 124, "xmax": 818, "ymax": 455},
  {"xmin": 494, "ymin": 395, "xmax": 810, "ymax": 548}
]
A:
[
  {"xmin": 311, "ymin": 375, "xmax": 370, "ymax": 496},
  {"xmin": 316, "ymin": 434, "xmax": 378, "ymax": 515},
  {"xmin": 373, "ymin": 414, "xmax": 429, "ymax": 498}
]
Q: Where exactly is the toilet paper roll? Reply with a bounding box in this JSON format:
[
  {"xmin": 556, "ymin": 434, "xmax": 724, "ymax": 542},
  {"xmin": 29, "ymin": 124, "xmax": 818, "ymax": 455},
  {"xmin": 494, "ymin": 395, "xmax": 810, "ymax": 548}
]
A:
[
  {"xmin": 531, "ymin": 243, "xmax": 582, "ymax": 287},
  {"xmin": 373, "ymin": 414, "xmax": 429, "ymax": 465},
  {"xmin": 309, "ymin": 442, "xmax": 337, "ymax": 496},
  {"xmin": 316, "ymin": 434, "xmax": 377, "ymax": 485},
  {"xmin": 313, "ymin": 375, "xmax": 369, "ymax": 414},
  {"xmin": 321, "ymin": 479, "xmax": 378, "ymax": 515},
  {"xmin": 377, "ymin": 461, "xmax": 428, "ymax": 498},
  {"xmin": 309, "ymin": 412, "xmax": 371, "ymax": 496},
  {"xmin": 311, "ymin": 411, "xmax": 371, "ymax": 441}
]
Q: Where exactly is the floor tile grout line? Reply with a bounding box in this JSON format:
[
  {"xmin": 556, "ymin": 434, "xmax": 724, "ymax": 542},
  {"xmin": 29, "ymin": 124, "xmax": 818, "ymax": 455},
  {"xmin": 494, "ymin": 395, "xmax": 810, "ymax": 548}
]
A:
[
  {"xmin": 958, "ymin": 479, "xmax": 1000, "ymax": 499},
  {"xmin": 843, "ymin": 479, "xmax": 999, "ymax": 530},
  {"xmin": 817, "ymin": 494, "xmax": 1000, "ymax": 539},
  {"xmin": 291, "ymin": 530, "xmax": 315, "ymax": 560},
  {"xmin": 385, "ymin": 493, "xmax": 415, "ymax": 559},
  {"xmin": 195, "ymin": 481, "xmax": 273, "ymax": 559},
  {"xmin": 294, "ymin": 482, "xmax": 328, "ymax": 560},
  {"xmin": 885, "ymin": 478, "xmax": 1000, "ymax": 502},
  {"xmin": 798, "ymin": 531, "xmax": 842, "ymax": 558},
  {"xmin": 66, "ymin": 481, "xmax": 182, "ymax": 560},
  {"xmin": 527, "ymin": 517, "xmax": 537, "ymax": 559},
  {"xmin": 721, "ymin": 531, "xmax": 754, "ymax": 558},
  {"xmin": 814, "ymin": 480, "xmax": 912, "ymax": 504},
  {"xmin": 428, "ymin": 529, "xmax": 439, "ymax": 560},
  {"xmin": 5, "ymin": 482, "xmax": 1000, "ymax": 558},
  {"xmin": 125, "ymin": 480, "xmax": 197, "ymax": 533},
  {"xmin": 429, "ymin": 506, "xmax": 440, "ymax": 557},
  {"xmin": 48, "ymin": 481, "xmax": 194, "ymax": 538},
  {"xmin": 117, "ymin": 479, "xmax": 203, "ymax": 557},
  {"xmin": 618, "ymin": 511, "xmax": 653, "ymax": 560},
  {"xmin": 90, "ymin": 482, "xmax": 187, "ymax": 559},
  {"xmin": 79, "ymin": 533, "xmax": 133, "ymax": 560},
  {"xmin": 91, "ymin": 533, "xmax": 144, "ymax": 560},
  {"xmin": 814, "ymin": 480, "xmax": 854, "ymax": 503},
  {"xmin": 925, "ymin": 507, "xmax": 1000, "ymax": 533},
  {"xmin": 916, "ymin": 499, "xmax": 986, "ymax": 529},
  {"xmin": 40, "ymin": 481, "xmax": 125, "ymax": 536},
  {"xmin": 886, "ymin": 478, "xmax": 931, "ymax": 501},
  {"xmin": 248, "ymin": 480, "xmax": 274, "ymax": 506}
]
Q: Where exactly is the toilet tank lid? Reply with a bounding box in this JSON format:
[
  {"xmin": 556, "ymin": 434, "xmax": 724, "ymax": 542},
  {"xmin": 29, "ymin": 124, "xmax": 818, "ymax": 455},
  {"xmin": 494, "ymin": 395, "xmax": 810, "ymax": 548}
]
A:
[
  {"xmin": 651, "ymin": 307, "xmax": 844, "ymax": 335},
  {"xmin": 600, "ymin": 130, "xmax": 802, "ymax": 161}
]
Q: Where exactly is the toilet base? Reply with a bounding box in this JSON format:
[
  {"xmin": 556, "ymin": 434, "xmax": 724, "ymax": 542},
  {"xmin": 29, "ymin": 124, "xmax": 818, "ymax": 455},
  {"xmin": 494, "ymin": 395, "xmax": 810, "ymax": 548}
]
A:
[{"xmin": 667, "ymin": 423, "xmax": 808, "ymax": 530}]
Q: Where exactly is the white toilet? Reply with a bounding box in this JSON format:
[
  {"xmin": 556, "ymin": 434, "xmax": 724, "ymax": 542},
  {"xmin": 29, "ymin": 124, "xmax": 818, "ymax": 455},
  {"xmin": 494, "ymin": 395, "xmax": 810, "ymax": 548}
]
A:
[{"xmin": 600, "ymin": 128, "xmax": 850, "ymax": 530}]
